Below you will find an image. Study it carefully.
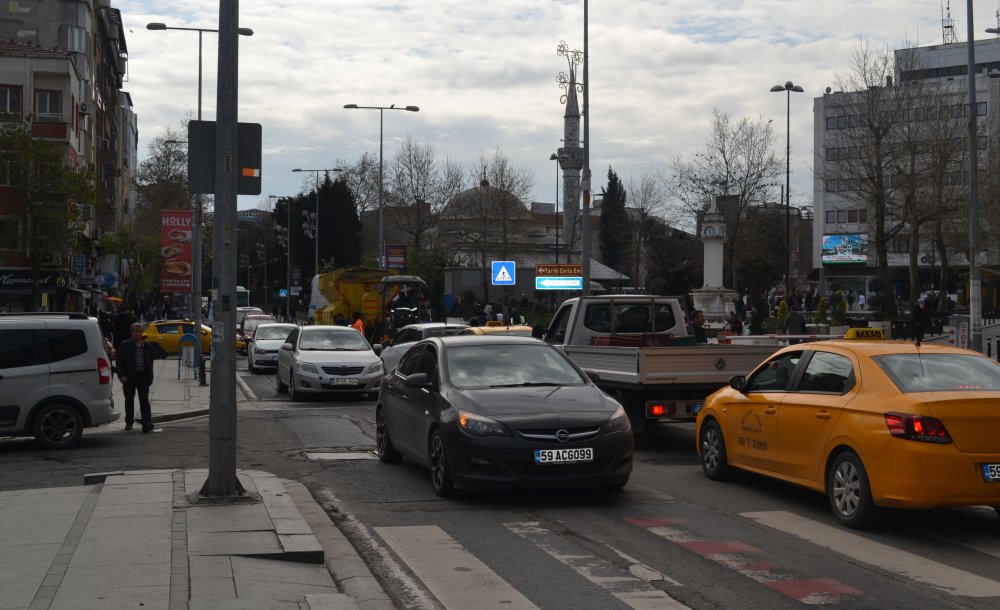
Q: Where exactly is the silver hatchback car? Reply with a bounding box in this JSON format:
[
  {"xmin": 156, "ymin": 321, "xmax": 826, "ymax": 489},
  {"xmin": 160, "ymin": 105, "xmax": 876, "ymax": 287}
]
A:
[{"xmin": 276, "ymin": 325, "xmax": 384, "ymax": 401}]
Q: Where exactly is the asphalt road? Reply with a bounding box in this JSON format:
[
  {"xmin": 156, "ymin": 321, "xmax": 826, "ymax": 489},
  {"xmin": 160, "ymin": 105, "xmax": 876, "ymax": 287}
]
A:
[{"xmin": 3, "ymin": 365, "xmax": 1000, "ymax": 610}]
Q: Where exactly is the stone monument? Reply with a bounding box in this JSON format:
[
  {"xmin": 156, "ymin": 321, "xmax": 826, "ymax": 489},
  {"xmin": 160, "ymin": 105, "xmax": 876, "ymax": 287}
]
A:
[{"xmin": 691, "ymin": 196, "xmax": 737, "ymax": 321}]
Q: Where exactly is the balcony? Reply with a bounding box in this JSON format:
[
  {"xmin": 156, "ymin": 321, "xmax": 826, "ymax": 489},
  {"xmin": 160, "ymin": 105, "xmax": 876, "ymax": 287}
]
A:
[{"xmin": 31, "ymin": 118, "xmax": 69, "ymax": 140}]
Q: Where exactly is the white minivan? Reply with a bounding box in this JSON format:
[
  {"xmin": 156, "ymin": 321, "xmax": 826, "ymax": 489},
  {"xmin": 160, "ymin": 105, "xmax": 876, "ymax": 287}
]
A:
[{"xmin": 0, "ymin": 313, "xmax": 119, "ymax": 448}]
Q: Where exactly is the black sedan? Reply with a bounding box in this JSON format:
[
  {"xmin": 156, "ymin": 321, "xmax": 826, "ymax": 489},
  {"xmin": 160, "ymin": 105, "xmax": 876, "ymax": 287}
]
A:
[{"xmin": 376, "ymin": 336, "xmax": 633, "ymax": 496}]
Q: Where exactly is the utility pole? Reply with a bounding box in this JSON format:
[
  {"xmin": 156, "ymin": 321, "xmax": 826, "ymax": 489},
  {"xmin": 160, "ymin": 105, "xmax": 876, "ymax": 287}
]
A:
[
  {"xmin": 201, "ymin": 0, "xmax": 243, "ymax": 497},
  {"xmin": 580, "ymin": 0, "xmax": 591, "ymax": 296}
]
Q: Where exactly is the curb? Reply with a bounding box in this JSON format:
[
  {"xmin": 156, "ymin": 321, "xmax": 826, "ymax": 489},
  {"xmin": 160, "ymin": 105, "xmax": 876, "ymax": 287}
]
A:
[
  {"xmin": 282, "ymin": 480, "xmax": 395, "ymax": 610},
  {"xmin": 150, "ymin": 409, "xmax": 210, "ymax": 424}
]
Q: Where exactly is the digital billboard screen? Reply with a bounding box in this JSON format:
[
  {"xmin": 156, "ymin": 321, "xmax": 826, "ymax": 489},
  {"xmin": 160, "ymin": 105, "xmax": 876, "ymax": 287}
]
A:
[{"xmin": 821, "ymin": 233, "xmax": 868, "ymax": 265}]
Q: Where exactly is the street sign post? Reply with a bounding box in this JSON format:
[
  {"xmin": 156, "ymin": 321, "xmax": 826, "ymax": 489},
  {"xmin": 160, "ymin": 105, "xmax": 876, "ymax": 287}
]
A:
[
  {"xmin": 491, "ymin": 261, "xmax": 516, "ymax": 286},
  {"xmin": 536, "ymin": 276, "xmax": 583, "ymax": 290}
]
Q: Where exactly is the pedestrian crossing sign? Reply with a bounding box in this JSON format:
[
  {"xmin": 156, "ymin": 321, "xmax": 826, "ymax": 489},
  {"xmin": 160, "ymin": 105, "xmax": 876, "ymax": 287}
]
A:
[{"xmin": 491, "ymin": 261, "xmax": 516, "ymax": 286}]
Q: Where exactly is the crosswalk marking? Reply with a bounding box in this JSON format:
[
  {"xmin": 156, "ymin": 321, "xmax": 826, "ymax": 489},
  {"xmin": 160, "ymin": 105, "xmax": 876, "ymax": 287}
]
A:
[
  {"xmin": 741, "ymin": 510, "xmax": 1000, "ymax": 598},
  {"xmin": 376, "ymin": 525, "xmax": 538, "ymax": 610},
  {"xmin": 627, "ymin": 516, "xmax": 859, "ymax": 605},
  {"xmin": 505, "ymin": 521, "xmax": 691, "ymax": 609}
]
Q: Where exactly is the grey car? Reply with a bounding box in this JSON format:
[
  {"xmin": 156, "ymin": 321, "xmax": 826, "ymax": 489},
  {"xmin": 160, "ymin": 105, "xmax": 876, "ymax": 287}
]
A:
[
  {"xmin": 276, "ymin": 325, "xmax": 384, "ymax": 401},
  {"xmin": 379, "ymin": 322, "xmax": 469, "ymax": 373}
]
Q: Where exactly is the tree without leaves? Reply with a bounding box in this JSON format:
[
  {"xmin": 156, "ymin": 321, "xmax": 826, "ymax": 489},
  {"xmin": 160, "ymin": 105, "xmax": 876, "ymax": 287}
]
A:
[
  {"xmin": 669, "ymin": 108, "xmax": 781, "ymax": 293},
  {"xmin": 625, "ymin": 170, "xmax": 669, "ymax": 289},
  {"xmin": 0, "ymin": 117, "xmax": 96, "ymax": 309}
]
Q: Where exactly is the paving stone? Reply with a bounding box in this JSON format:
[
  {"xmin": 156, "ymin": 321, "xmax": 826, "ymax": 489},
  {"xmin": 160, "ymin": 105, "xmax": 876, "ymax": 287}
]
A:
[
  {"xmin": 48, "ymin": 585, "xmax": 170, "ymax": 610},
  {"xmin": 190, "ymin": 555, "xmax": 234, "ymax": 578},
  {"xmin": 60, "ymin": 562, "xmax": 171, "ymax": 589},
  {"xmin": 187, "ymin": 503, "xmax": 273, "ymax": 533},
  {"xmin": 0, "ymin": 582, "xmax": 42, "ymax": 608},
  {"xmin": 189, "ymin": 575, "xmax": 238, "ymax": 601},
  {"xmin": 188, "ymin": 530, "xmax": 282, "ymax": 556}
]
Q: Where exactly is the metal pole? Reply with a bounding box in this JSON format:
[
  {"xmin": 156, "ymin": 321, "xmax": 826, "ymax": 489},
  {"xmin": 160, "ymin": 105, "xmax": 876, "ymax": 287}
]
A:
[
  {"xmin": 581, "ymin": 0, "xmax": 591, "ymax": 296},
  {"xmin": 785, "ymin": 88, "xmax": 791, "ymax": 303},
  {"xmin": 192, "ymin": 30, "xmax": 203, "ymax": 382},
  {"xmin": 314, "ymin": 171, "xmax": 320, "ymax": 275},
  {"xmin": 201, "ymin": 0, "xmax": 243, "ymax": 497},
  {"xmin": 378, "ymin": 109, "xmax": 384, "ymax": 269},
  {"xmin": 967, "ymin": 0, "xmax": 983, "ymax": 352},
  {"xmin": 287, "ymin": 201, "xmax": 291, "ymax": 321},
  {"xmin": 555, "ymin": 157, "xmax": 560, "ymax": 265}
]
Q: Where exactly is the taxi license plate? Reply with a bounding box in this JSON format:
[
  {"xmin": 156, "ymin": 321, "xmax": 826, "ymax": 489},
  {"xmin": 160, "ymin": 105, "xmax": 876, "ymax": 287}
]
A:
[
  {"xmin": 534, "ymin": 448, "xmax": 593, "ymax": 464},
  {"xmin": 270, "ymin": 356, "xmax": 278, "ymax": 362},
  {"xmin": 983, "ymin": 463, "xmax": 1000, "ymax": 482},
  {"xmin": 331, "ymin": 378, "xmax": 358, "ymax": 386}
]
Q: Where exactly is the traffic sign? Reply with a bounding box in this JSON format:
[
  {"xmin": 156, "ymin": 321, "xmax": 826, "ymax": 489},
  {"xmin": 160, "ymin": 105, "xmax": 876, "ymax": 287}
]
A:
[
  {"xmin": 535, "ymin": 276, "xmax": 583, "ymax": 290},
  {"xmin": 279, "ymin": 288, "xmax": 288, "ymax": 298},
  {"xmin": 492, "ymin": 261, "xmax": 516, "ymax": 286},
  {"xmin": 535, "ymin": 264, "xmax": 582, "ymax": 276}
]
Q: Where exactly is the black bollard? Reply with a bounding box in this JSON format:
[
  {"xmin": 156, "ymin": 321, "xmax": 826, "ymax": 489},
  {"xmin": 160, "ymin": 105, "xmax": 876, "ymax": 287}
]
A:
[{"xmin": 199, "ymin": 357, "xmax": 208, "ymax": 386}]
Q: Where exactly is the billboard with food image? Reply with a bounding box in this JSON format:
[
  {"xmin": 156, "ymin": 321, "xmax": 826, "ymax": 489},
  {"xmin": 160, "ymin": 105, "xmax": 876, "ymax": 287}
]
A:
[{"xmin": 160, "ymin": 210, "xmax": 193, "ymax": 292}]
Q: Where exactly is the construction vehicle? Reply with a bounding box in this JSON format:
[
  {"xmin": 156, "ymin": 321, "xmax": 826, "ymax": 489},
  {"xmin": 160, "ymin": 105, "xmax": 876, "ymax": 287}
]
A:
[{"xmin": 311, "ymin": 268, "xmax": 426, "ymax": 342}]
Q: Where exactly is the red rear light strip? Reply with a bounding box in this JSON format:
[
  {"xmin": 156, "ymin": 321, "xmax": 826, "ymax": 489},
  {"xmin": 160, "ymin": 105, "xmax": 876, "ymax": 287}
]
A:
[{"xmin": 884, "ymin": 412, "xmax": 952, "ymax": 444}]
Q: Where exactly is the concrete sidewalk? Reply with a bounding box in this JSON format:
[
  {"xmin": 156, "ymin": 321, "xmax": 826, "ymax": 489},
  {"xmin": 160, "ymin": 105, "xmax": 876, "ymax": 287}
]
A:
[{"xmin": 0, "ymin": 357, "xmax": 394, "ymax": 610}]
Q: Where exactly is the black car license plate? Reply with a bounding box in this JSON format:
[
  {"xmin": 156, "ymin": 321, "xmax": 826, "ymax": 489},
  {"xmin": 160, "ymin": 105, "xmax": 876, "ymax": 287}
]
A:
[{"xmin": 534, "ymin": 448, "xmax": 593, "ymax": 464}]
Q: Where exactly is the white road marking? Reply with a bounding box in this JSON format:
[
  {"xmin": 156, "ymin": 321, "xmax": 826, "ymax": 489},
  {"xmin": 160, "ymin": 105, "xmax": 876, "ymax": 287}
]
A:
[
  {"xmin": 505, "ymin": 521, "xmax": 691, "ymax": 609},
  {"xmin": 377, "ymin": 525, "xmax": 538, "ymax": 610},
  {"xmin": 741, "ymin": 510, "xmax": 1000, "ymax": 598}
]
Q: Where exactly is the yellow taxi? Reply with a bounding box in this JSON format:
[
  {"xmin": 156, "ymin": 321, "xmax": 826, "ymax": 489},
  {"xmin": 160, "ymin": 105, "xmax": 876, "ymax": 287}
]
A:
[
  {"xmin": 458, "ymin": 324, "xmax": 535, "ymax": 337},
  {"xmin": 141, "ymin": 320, "xmax": 246, "ymax": 358},
  {"xmin": 696, "ymin": 329, "xmax": 1000, "ymax": 528}
]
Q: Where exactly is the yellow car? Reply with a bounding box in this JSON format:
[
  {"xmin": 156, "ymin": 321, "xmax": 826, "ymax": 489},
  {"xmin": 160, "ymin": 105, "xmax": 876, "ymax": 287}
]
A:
[
  {"xmin": 696, "ymin": 337, "xmax": 1000, "ymax": 528},
  {"xmin": 458, "ymin": 324, "xmax": 535, "ymax": 337},
  {"xmin": 142, "ymin": 320, "xmax": 245, "ymax": 358}
]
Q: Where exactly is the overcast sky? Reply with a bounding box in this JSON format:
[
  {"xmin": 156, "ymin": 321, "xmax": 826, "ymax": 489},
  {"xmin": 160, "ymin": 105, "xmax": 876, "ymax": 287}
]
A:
[{"xmin": 117, "ymin": 0, "xmax": 999, "ymax": 218}]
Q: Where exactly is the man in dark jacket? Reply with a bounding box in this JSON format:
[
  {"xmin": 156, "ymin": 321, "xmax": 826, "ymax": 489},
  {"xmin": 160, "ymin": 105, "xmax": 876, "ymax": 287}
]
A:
[
  {"xmin": 912, "ymin": 299, "xmax": 932, "ymax": 347},
  {"xmin": 117, "ymin": 323, "xmax": 155, "ymax": 432}
]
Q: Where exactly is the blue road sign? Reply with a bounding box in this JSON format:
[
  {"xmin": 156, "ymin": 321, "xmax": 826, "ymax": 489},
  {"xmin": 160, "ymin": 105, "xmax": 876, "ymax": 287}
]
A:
[
  {"xmin": 492, "ymin": 261, "xmax": 516, "ymax": 286},
  {"xmin": 279, "ymin": 288, "xmax": 289, "ymax": 298},
  {"xmin": 535, "ymin": 276, "xmax": 583, "ymax": 290}
]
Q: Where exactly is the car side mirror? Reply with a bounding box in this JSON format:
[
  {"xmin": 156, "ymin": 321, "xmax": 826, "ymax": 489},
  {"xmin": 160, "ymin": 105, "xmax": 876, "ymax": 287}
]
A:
[
  {"xmin": 280, "ymin": 342, "xmax": 293, "ymax": 351},
  {"xmin": 730, "ymin": 375, "xmax": 748, "ymax": 393},
  {"xmin": 404, "ymin": 372, "xmax": 433, "ymax": 389},
  {"xmin": 371, "ymin": 343, "xmax": 383, "ymax": 356},
  {"xmin": 583, "ymin": 369, "xmax": 601, "ymax": 383}
]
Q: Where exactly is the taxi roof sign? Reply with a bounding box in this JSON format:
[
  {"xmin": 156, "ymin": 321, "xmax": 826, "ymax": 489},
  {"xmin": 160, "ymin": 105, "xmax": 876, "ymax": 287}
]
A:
[{"xmin": 844, "ymin": 327, "xmax": 885, "ymax": 340}]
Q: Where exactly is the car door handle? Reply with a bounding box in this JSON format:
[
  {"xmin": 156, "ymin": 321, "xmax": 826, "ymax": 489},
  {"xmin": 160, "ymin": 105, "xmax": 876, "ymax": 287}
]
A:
[
  {"xmin": 764, "ymin": 407, "xmax": 777, "ymax": 415},
  {"xmin": 816, "ymin": 411, "xmax": 831, "ymax": 420}
]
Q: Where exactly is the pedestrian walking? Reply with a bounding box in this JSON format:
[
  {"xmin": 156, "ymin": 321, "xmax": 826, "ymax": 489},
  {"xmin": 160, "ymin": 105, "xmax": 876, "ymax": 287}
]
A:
[
  {"xmin": 727, "ymin": 310, "xmax": 743, "ymax": 336},
  {"xmin": 911, "ymin": 299, "xmax": 932, "ymax": 347},
  {"xmin": 784, "ymin": 305, "xmax": 807, "ymax": 345},
  {"xmin": 351, "ymin": 311, "xmax": 366, "ymax": 338},
  {"xmin": 690, "ymin": 310, "xmax": 708, "ymax": 344},
  {"xmin": 117, "ymin": 323, "xmax": 155, "ymax": 433},
  {"xmin": 858, "ymin": 293, "xmax": 866, "ymax": 311}
]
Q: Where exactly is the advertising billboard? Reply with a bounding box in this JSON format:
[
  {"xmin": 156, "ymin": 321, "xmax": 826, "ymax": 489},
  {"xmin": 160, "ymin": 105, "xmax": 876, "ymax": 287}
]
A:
[
  {"xmin": 159, "ymin": 210, "xmax": 193, "ymax": 292},
  {"xmin": 821, "ymin": 233, "xmax": 868, "ymax": 265}
]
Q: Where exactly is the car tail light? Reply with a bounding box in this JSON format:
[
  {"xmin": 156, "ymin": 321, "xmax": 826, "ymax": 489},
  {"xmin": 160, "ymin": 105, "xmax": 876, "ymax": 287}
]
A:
[
  {"xmin": 884, "ymin": 412, "xmax": 952, "ymax": 444},
  {"xmin": 98, "ymin": 357, "xmax": 111, "ymax": 385},
  {"xmin": 647, "ymin": 402, "xmax": 676, "ymax": 417}
]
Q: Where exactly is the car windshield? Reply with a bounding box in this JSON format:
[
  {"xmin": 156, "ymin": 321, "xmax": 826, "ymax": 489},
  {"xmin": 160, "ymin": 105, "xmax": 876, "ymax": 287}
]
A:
[
  {"xmin": 245, "ymin": 317, "xmax": 275, "ymax": 332},
  {"xmin": 299, "ymin": 329, "xmax": 370, "ymax": 351},
  {"xmin": 424, "ymin": 327, "xmax": 466, "ymax": 338},
  {"xmin": 445, "ymin": 344, "xmax": 586, "ymax": 389},
  {"xmin": 255, "ymin": 326, "xmax": 294, "ymax": 341},
  {"xmin": 874, "ymin": 353, "xmax": 1000, "ymax": 392}
]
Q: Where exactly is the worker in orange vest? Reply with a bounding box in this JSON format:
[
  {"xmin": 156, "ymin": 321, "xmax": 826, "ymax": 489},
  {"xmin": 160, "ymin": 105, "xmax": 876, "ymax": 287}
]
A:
[{"xmin": 351, "ymin": 311, "xmax": 365, "ymax": 337}]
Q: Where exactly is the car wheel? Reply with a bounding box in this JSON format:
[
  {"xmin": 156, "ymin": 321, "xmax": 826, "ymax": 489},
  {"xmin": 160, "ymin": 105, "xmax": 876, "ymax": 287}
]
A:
[
  {"xmin": 828, "ymin": 451, "xmax": 879, "ymax": 529},
  {"xmin": 376, "ymin": 406, "xmax": 403, "ymax": 463},
  {"xmin": 248, "ymin": 357, "xmax": 255, "ymax": 373},
  {"xmin": 32, "ymin": 403, "xmax": 84, "ymax": 450},
  {"xmin": 276, "ymin": 369, "xmax": 288, "ymax": 393},
  {"xmin": 699, "ymin": 419, "xmax": 731, "ymax": 481},
  {"xmin": 289, "ymin": 372, "xmax": 301, "ymax": 402},
  {"xmin": 429, "ymin": 429, "xmax": 455, "ymax": 497}
]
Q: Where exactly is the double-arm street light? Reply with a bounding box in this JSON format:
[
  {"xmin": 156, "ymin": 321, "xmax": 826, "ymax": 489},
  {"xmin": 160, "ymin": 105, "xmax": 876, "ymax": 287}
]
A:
[
  {"xmin": 549, "ymin": 153, "xmax": 570, "ymax": 264},
  {"xmin": 292, "ymin": 168, "xmax": 342, "ymax": 278},
  {"xmin": 770, "ymin": 80, "xmax": 804, "ymax": 305},
  {"xmin": 343, "ymin": 103, "xmax": 419, "ymax": 268}
]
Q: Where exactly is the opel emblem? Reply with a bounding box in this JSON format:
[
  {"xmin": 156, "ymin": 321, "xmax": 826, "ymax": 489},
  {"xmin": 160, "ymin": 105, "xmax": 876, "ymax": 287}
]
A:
[
  {"xmin": 555, "ymin": 429, "xmax": 570, "ymax": 443},
  {"xmin": 714, "ymin": 358, "xmax": 726, "ymax": 370}
]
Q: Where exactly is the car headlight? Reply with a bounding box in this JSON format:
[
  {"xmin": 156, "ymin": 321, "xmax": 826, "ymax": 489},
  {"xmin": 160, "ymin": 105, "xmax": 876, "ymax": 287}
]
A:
[
  {"xmin": 604, "ymin": 405, "xmax": 631, "ymax": 433},
  {"xmin": 366, "ymin": 360, "xmax": 384, "ymax": 375},
  {"xmin": 254, "ymin": 346, "xmax": 268, "ymax": 354},
  {"xmin": 295, "ymin": 361, "xmax": 318, "ymax": 374},
  {"xmin": 458, "ymin": 411, "xmax": 511, "ymax": 437}
]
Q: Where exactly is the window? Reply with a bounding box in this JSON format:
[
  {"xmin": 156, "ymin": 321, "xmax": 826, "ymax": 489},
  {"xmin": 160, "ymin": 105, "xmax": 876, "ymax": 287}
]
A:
[
  {"xmin": 0, "ymin": 215, "xmax": 21, "ymax": 250},
  {"xmin": 848, "ymin": 209, "xmax": 858, "ymax": 223},
  {"xmin": 837, "ymin": 210, "xmax": 848, "ymax": 223},
  {"xmin": 837, "ymin": 116, "xmax": 848, "ymax": 129},
  {"xmin": 826, "ymin": 211, "xmax": 836, "ymax": 224},
  {"xmin": 0, "ymin": 329, "xmax": 40, "ymax": 369},
  {"xmin": 0, "ymin": 154, "xmax": 17, "ymax": 186},
  {"xmin": 47, "ymin": 329, "xmax": 87, "ymax": 363},
  {"xmin": 394, "ymin": 329, "xmax": 419, "ymax": 344},
  {"xmin": 396, "ymin": 344, "xmax": 426, "ymax": 377},
  {"xmin": 874, "ymin": 353, "xmax": 1000, "ymax": 392},
  {"xmin": 613, "ymin": 303, "xmax": 651, "ymax": 333},
  {"xmin": 34, "ymin": 90, "xmax": 61, "ymax": 122},
  {"xmin": 545, "ymin": 305, "xmax": 572, "ymax": 344},
  {"xmin": 583, "ymin": 304, "xmax": 611, "ymax": 333},
  {"xmin": 67, "ymin": 26, "xmax": 86, "ymax": 53},
  {"xmin": 797, "ymin": 351, "xmax": 855, "ymax": 393},
  {"xmin": 859, "ymin": 209, "xmax": 867, "ymax": 223},
  {"xmin": 747, "ymin": 351, "xmax": 803, "ymax": 393},
  {"xmin": 0, "ymin": 85, "xmax": 20, "ymax": 120},
  {"xmin": 825, "ymin": 116, "xmax": 837, "ymax": 130},
  {"xmin": 652, "ymin": 303, "xmax": 677, "ymax": 331}
]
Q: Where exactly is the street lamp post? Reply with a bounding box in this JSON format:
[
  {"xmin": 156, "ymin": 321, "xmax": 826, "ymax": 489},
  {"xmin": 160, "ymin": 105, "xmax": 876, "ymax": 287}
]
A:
[
  {"xmin": 146, "ymin": 22, "xmax": 253, "ymax": 379},
  {"xmin": 343, "ymin": 104, "xmax": 419, "ymax": 268},
  {"xmin": 292, "ymin": 168, "xmax": 341, "ymax": 278},
  {"xmin": 549, "ymin": 153, "xmax": 571, "ymax": 264},
  {"xmin": 770, "ymin": 80, "xmax": 804, "ymax": 304}
]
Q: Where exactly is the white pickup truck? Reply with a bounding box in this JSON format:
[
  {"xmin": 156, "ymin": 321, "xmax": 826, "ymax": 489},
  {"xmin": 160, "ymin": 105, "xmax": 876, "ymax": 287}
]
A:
[{"xmin": 542, "ymin": 295, "xmax": 782, "ymax": 433}]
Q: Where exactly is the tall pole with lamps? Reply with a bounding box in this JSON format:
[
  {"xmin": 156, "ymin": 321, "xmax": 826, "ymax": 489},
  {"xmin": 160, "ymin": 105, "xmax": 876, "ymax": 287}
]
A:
[
  {"xmin": 343, "ymin": 104, "xmax": 419, "ymax": 268},
  {"xmin": 771, "ymin": 80, "xmax": 803, "ymax": 304},
  {"xmin": 146, "ymin": 22, "xmax": 252, "ymax": 380},
  {"xmin": 550, "ymin": 153, "xmax": 561, "ymax": 264},
  {"xmin": 292, "ymin": 168, "xmax": 341, "ymax": 277}
]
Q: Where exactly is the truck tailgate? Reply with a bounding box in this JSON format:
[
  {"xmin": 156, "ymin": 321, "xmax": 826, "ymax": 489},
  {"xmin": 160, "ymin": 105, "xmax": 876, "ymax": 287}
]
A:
[{"xmin": 565, "ymin": 344, "xmax": 781, "ymax": 386}]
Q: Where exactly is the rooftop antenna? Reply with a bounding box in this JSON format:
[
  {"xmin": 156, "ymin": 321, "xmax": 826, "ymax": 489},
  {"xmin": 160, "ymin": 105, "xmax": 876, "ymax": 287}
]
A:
[{"xmin": 942, "ymin": 0, "xmax": 959, "ymax": 44}]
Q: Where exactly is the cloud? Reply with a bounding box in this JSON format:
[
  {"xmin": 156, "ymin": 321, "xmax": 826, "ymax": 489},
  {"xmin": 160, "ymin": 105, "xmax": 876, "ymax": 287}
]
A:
[{"xmin": 118, "ymin": 0, "xmax": 990, "ymax": 212}]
